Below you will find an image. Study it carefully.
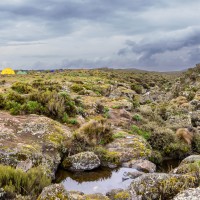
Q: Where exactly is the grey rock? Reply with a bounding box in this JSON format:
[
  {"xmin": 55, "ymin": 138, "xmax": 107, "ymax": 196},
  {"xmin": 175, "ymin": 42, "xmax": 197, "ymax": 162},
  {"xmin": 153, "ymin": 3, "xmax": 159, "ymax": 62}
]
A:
[
  {"xmin": 173, "ymin": 187, "xmax": 200, "ymax": 200},
  {"xmin": 16, "ymin": 159, "xmax": 33, "ymax": 172},
  {"xmin": 62, "ymin": 151, "xmax": 100, "ymax": 171},
  {"xmin": 37, "ymin": 184, "xmax": 69, "ymax": 200},
  {"xmin": 122, "ymin": 159, "xmax": 156, "ymax": 173},
  {"xmin": 129, "ymin": 173, "xmax": 196, "ymax": 200}
]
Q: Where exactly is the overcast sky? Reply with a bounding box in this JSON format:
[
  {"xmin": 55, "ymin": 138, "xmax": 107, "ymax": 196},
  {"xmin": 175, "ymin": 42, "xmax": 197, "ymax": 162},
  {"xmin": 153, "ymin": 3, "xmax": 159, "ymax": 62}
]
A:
[{"xmin": 0, "ymin": 0, "xmax": 200, "ymax": 71}]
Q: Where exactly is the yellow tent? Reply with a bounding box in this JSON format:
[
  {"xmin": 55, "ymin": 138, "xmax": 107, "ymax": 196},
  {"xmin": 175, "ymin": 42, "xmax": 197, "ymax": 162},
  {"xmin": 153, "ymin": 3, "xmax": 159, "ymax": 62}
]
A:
[{"xmin": 1, "ymin": 68, "xmax": 15, "ymax": 75}]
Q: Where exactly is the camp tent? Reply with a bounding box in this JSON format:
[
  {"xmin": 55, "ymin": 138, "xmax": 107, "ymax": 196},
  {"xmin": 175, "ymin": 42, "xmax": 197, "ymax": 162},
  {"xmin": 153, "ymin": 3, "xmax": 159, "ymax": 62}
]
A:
[
  {"xmin": 1, "ymin": 68, "xmax": 15, "ymax": 75},
  {"xmin": 17, "ymin": 71, "xmax": 27, "ymax": 75}
]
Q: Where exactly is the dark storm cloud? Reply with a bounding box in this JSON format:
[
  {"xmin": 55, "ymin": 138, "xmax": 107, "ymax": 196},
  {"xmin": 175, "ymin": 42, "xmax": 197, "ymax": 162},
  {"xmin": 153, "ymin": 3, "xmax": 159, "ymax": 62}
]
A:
[
  {"xmin": 0, "ymin": 0, "xmax": 200, "ymax": 70},
  {"xmin": 118, "ymin": 28, "xmax": 200, "ymax": 68}
]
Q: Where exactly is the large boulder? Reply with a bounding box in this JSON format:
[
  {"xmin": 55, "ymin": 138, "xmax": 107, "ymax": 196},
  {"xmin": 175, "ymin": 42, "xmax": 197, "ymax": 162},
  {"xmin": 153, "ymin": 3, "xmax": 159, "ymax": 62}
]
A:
[
  {"xmin": 37, "ymin": 184, "xmax": 69, "ymax": 200},
  {"xmin": 105, "ymin": 135, "xmax": 152, "ymax": 167},
  {"xmin": 129, "ymin": 173, "xmax": 196, "ymax": 200},
  {"xmin": 0, "ymin": 112, "xmax": 72, "ymax": 178},
  {"xmin": 172, "ymin": 155, "xmax": 200, "ymax": 175},
  {"xmin": 173, "ymin": 187, "xmax": 200, "ymax": 200},
  {"xmin": 62, "ymin": 151, "xmax": 101, "ymax": 171},
  {"xmin": 180, "ymin": 155, "xmax": 200, "ymax": 165}
]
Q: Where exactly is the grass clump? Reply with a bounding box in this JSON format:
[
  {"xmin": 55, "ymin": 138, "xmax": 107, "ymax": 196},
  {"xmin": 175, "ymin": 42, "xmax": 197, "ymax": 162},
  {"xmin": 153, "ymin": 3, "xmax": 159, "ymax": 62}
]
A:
[
  {"xmin": 112, "ymin": 132, "xmax": 126, "ymax": 139},
  {"xmin": 0, "ymin": 165, "xmax": 50, "ymax": 199},
  {"xmin": 74, "ymin": 118, "xmax": 113, "ymax": 146},
  {"xmin": 130, "ymin": 125, "xmax": 151, "ymax": 140}
]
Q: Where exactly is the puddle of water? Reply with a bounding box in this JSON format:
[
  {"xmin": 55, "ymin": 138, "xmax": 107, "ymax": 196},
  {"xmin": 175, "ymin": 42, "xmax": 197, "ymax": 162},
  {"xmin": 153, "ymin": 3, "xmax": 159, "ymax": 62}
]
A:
[{"xmin": 55, "ymin": 167, "xmax": 137, "ymax": 194}]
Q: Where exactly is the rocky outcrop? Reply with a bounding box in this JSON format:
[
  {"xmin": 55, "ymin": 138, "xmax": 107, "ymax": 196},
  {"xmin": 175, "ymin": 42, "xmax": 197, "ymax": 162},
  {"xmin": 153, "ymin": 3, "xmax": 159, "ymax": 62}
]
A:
[
  {"xmin": 129, "ymin": 173, "xmax": 196, "ymax": 200},
  {"xmin": 173, "ymin": 187, "xmax": 200, "ymax": 200},
  {"xmin": 0, "ymin": 112, "xmax": 72, "ymax": 178},
  {"xmin": 62, "ymin": 151, "xmax": 100, "ymax": 171},
  {"xmin": 37, "ymin": 184, "xmax": 69, "ymax": 200}
]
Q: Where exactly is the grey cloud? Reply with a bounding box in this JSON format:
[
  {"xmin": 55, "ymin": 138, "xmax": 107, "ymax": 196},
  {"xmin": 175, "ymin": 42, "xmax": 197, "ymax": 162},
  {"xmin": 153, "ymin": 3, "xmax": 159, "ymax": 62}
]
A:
[
  {"xmin": 118, "ymin": 28, "xmax": 200, "ymax": 68},
  {"xmin": 0, "ymin": 0, "xmax": 200, "ymax": 71}
]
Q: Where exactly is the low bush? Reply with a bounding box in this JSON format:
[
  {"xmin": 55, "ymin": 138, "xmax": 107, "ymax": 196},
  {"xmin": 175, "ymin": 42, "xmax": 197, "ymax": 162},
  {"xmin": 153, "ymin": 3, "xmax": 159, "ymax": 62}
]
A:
[
  {"xmin": 74, "ymin": 118, "xmax": 113, "ymax": 146},
  {"xmin": 11, "ymin": 82, "xmax": 33, "ymax": 94},
  {"xmin": 131, "ymin": 125, "xmax": 151, "ymax": 140},
  {"xmin": 22, "ymin": 101, "xmax": 43, "ymax": 114},
  {"xmin": 163, "ymin": 142, "xmax": 191, "ymax": 159},
  {"xmin": 148, "ymin": 129, "xmax": 175, "ymax": 151},
  {"xmin": 192, "ymin": 133, "xmax": 200, "ymax": 153},
  {"xmin": 0, "ymin": 165, "xmax": 50, "ymax": 198},
  {"xmin": 131, "ymin": 84, "xmax": 143, "ymax": 94}
]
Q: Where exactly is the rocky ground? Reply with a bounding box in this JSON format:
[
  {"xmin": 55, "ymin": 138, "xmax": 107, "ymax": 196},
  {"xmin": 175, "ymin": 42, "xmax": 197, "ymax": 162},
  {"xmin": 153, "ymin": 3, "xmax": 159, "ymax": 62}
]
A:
[{"xmin": 0, "ymin": 65, "xmax": 200, "ymax": 199}]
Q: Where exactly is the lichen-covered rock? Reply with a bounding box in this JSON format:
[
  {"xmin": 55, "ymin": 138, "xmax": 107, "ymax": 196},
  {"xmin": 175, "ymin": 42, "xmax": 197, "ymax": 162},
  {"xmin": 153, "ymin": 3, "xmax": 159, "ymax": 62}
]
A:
[
  {"xmin": 109, "ymin": 86, "xmax": 135, "ymax": 99},
  {"xmin": 122, "ymin": 159, "xmax": 156, "ymax": 173},
  {"xmin": 62, "ymin": 151, "xmax": 100, "ymax": 171},
  {"xmin": 180, "ymin": 155, "xmax": 200, "ymax": 165},
  {"xmin": 16, "ymin": 159, "xmax": 33, "ymax": 172},
  {"xmin": 123, "ymin": 171, "xmax": 144, "ymax": 180},
  {"xmin": 0, "ymin": 112, "xmax": 72, "ymax": 178},
  {"xmin": 129, "ymin": 173, "xmax": 196, "ymax": 200},
  {"xmin": 172, "ymin": 155, "xmax": 200, "ymax": 176},
  {"xmin": 68, "ymin": 191, "xmax": 110, "ymax": 200},
  {"xmin": 37, "ymin": 184, "xmax": 69, "ymax": 200},
  {"xmin": 106, "ymin": 135, "xmax": 152, "ymax": 165},
  {"xmin": 173, "ymin": 187, "xmax": 200, "ymax": 200}
]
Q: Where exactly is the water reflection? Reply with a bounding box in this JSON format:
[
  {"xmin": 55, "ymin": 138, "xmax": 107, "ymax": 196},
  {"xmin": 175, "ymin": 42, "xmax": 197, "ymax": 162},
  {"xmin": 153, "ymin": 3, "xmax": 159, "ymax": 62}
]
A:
[{"xmin": 55, "ymin": 167, "xmax": 137, "ymax": 194}]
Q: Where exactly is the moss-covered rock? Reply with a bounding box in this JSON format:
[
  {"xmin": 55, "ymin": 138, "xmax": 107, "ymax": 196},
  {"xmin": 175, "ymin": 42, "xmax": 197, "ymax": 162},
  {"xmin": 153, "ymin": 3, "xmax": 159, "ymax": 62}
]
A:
[
  {"xmin": 129, "ymin": 173, "xmax": 197, "ymax": 200},
  {"xmin": 37, "ymin": 184, "xmax": 69, "ymax": 200},
  {"xmin": 62, "ymin": 151, "xmax": 100, "ymax": 171},
  {"xmin": 173, "ymin": 187, "xmax": 200, "ymax": 200},
  {"xmin": 106, "ymin": 135, "xmax": 152, "ymax": 164},
  {"xmin": 0, "ymin": 111, "xmax": 72, "ymax": 178}
]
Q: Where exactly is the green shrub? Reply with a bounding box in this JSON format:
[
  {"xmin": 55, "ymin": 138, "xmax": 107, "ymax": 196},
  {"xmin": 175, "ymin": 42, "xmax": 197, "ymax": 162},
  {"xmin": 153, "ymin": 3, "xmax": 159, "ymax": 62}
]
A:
[
  {"xmin": 131, "ymin": 125, "xmax": 151, "ymax": 140},
  {"xmin": 132, "ymin": 114, "xmax": 142, "ymax": 122},
  {"xmin": 30, "ymin": 90, "xmax": 76, "ymax": 120},
  {"xmin": 149, "ymin": 150, "xmax": 163, "ymax": 165},
  {"xmin": 70, "ymin": 84, "xmax": 84, "ymax": 92},
  {"xmin": 62, "ymin": 112, "xmax": 69, "ymax": 123},
  {"xmin": 0, "ymin": 165, "xmax": 50, "ymax": 198},
  {"xmin": 131, "ymin": 84, "xmax": 142, "ymax": 94},
  {"xmin": 22, "ymin": 101, "xmax": 43, "ymax": 114},
  {"xmin": 11, "ymin": 82, "xmax": 33, "ymax": 94},
  {"xmin": 0, "ymin": 94, "xmax": 5, "ymax": 108},
  {"xmin": 163, "ymin": 142, "xmax": 191, "ymax": 159},
  {"xmin": 74, "ymin": 118, "xmax": 113, "ymax": 146},
  {"xmin": 112, "ymin": 132, "xmax": 126, "ymax": 139},
  {"xmin": 32, "ymin": 80, "xmax": 62, "ymax": 91},
  {"xmin": 148, "ymin": 130, "xmax": 175, "ymax": 151},
  {"xmin": 5, "ymin": 101, "xmax": 22, "ymax": 115},
  {"xmin": 6, "ymin": 92, "xmax": 25, "ymax": 104},
  {"xmin": 68, "ymin": 118, "xmax": 78, "ymax": 125},
  {"xmin": 192, "ymin": 133, "xmax": 200, "ymax": 153}
]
